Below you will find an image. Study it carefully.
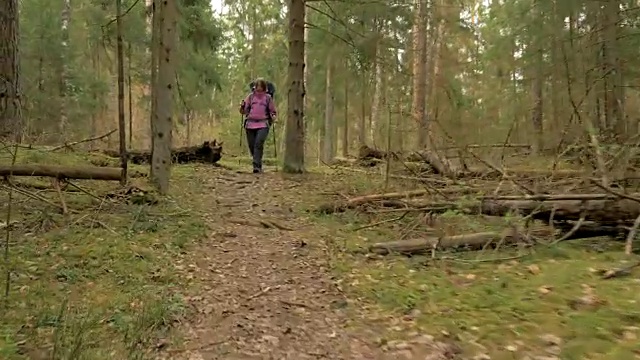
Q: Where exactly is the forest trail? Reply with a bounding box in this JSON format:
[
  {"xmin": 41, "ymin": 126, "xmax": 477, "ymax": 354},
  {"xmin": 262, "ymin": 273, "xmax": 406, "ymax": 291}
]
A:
[{"xmin": 162, "ymin": 166, "xmax": 457, "ymax": 360}]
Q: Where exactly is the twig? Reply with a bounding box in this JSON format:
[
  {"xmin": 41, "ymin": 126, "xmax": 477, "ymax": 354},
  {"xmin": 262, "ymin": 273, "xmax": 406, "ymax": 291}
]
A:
[
  {"xmin": 589, "ymin": 179, "xmax": 640, "ymax": 204},
  {"xmin": 51, "ymin": 179, "xmax": 68, "ymax": 215},
  {"xmin": 279, "ymin": 299, "xmax": 314, "ymax": 308},
  {"xmin": 551, "ymin": 210, "xmax": 586, "ymax": 245},
  {"xmin": 0, "ymin": 184, "xmax": 66, "ymax": 212},
  {"xmin": 352, "ymin": 211, "xmax": 409, "ymax": 231},
  {"xmin": 226, "ymin": 217, "xmax": 294, "ymax": 231},
  {"xmin": 246, "ymin": 285, "xmax": 280, "ymax": 300},
  {"xmin": 625, "ymin": 214, "xmax": 640, "ymax": 255},
  {"xmin": 49, "ymin": 129, "xmax": 117, "ymax": 151},
  {"xmin": 63, "ymin": 180, "xmax": 104, "ymax": 202},
  {"xmin": 602, "ymin": 261, "xmax": 640, "ymax": 279}
]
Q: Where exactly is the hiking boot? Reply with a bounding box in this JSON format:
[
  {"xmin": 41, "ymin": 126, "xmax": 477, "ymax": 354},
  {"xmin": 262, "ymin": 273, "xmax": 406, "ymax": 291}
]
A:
[{"xmin": 253, "ymin": 168, "xmax": 262, "ymax": 174}]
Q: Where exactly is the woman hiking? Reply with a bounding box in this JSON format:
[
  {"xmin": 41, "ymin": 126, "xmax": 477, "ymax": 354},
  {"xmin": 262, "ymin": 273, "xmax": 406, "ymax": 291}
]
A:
[{"xmin": 239, "ymin": 78, "xmax": 277, "ymax": 173}]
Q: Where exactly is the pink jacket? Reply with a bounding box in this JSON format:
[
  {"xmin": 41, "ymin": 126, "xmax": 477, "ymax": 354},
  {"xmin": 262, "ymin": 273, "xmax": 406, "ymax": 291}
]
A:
[{"xmin": 242, "ymin": 92, "xmax": 276, "ymax": 121}]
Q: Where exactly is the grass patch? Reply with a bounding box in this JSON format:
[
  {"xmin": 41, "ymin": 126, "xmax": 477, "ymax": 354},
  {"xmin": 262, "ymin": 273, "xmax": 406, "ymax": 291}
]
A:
[
  {"xmin": 322, "ymin": 208, "xmax": 640, "ymax": 359},
  {"xmin": 0, "ymin": 153, "xmax": 207, "ymax": 358},
  {"xmin": 304, "ymin": 172, "xmax": 640, "ymax": 359}
]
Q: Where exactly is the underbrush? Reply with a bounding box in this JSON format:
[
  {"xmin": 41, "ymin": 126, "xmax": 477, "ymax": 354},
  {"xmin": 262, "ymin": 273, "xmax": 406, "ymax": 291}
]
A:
[
  {"xmin": 306, "ymin": 169, "xmax": 640, "ymax": 360},
  {"xmin": 0, "ymin": 149, "xmax": 207, "ymax": 359}
]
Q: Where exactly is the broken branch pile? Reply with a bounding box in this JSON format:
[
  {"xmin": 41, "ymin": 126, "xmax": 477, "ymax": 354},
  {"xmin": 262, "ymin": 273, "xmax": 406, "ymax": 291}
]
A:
[
  {"xmin": 100, "ymin": 140, "xmax": 223, "ymax": 165},
  {"xmin": 317, "ymin": 182, "xmax": 640, "ymax": 255}
]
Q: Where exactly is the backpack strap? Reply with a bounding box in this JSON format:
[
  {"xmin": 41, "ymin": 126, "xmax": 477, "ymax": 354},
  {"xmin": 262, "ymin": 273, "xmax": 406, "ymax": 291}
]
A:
[{"xmin": 265, "ymin": 95, "xmax": 272, "ymax": 119}]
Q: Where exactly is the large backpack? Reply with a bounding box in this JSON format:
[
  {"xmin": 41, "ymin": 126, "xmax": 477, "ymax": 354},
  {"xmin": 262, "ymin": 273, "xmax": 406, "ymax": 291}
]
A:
[{"xmin": 249, "ymin": 80, "xmax": 276, "ymax": 99}]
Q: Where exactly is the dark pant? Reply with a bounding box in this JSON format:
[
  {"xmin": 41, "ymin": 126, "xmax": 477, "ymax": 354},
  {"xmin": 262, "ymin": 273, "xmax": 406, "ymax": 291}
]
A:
[{"xmin": 245, "ymin": 126, "xmax": 270, "ymax": 171}]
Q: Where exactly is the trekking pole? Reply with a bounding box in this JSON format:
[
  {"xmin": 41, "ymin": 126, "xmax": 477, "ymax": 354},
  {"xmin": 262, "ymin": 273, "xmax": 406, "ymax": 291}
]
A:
[
  {"xmin": 272, "ymin": 122, "xmax": 278, "ymax": 171},
  {"xmin": 239, "ymin": 114, "xmax": 244, "ymax": 148}
]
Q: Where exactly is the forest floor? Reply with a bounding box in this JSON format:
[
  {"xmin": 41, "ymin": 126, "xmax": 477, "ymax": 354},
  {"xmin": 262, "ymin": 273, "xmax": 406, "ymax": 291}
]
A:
[{"xmin": 0, "ymin": 149, "xmax": 639, "ymax": 360}]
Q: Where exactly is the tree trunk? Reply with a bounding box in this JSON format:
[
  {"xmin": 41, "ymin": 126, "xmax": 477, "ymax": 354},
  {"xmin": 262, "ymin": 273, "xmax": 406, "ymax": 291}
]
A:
[
  {"xmin": 425, "ymin": 14, "xmax": 444, "ymax": 150},
  {"xmin": 149, "ymin": 0, "xmax": 159, "ymax": 178},
  {"xmin": 128, "ymin": 42, "xmax": 134, "ymax": 149},
  {"xmin": 150, "ymin": 0, "xmax": 178, "ymax": 194},
  {"xmin": 370, "ymin": 20, "xmax": 383, "ymax": 146},
  {"xmin": 283, "ymin": 0, "xmax": 306, "ymax": 173},
  {"xmin": 58, "ymin": 0, "xmax": 71, "ymax": 138},
  {"xmin": 602, "ymin": 0, "xmax": 624, "ymax": 139},
  {"xmin": 531, "ymin": 0, "xmax": 544, "ymax": 155},
  {"xmin": 116, "ymin": 0, "xmax": 128, "ymax": 185},
  {"xmin": 411, "ymin": 0, "xmax": 428, "ymax": 149},
  {"xmin": 342, "ymin": 59, "xmax": 349, "ymax": 157},
  {"xmin": 90, "ymin": 51, "xmax": 98, "ymax": 150},
  {"xmin": 358, "ymin": 69, "xmax": 367, "ymax": 146},
  {"xmin": 549, "ymin": 2, "xmax": 561, "ymax": 147},
  {"xmin": 0, "ymin": 0, "xmax": 21, "ymax": 140},
  {"xmin": 322, "ymin": 56, "xmax": 334, "ymax": 162}
]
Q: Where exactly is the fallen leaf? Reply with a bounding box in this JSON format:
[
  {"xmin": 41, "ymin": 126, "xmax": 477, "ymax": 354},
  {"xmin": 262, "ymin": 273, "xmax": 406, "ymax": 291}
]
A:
[
  {"xmin": 539, "ymin": 334, "xmax": 562, "ymax": 346},
  {"xmin": 622, "ymin": 331, "xmax": 637, "ymax": 341},
  {"xmin": 538, "ymin": 285, "xmax": 553, "ymax": 295},
  {"xmin": 527, "ymin": 264, "xmax": 541, "ymax": 275}
]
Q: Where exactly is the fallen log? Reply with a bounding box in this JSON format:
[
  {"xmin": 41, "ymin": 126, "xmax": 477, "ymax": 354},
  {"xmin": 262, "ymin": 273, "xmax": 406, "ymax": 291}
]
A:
[
  {"xmin": 321, "ymin": 190, "xmax": 640, "ymax": 224},
  {"xmin": 0, "ymin": 164, "xmax": 122, "ymax": 181},
  {"xmin": 370, "ymin": 227, "xmax": 545, "ymax": 254},
  {"xmin": 316, "ymin": 189, "xmax": 433, "ymax": 214},
  {"xmin": 411, "ymin": 197, "xmax": 640, "ymax": 224},
  {"xmin": 369, "ymin": 223, "xmax": 618, "ymax": 255},
  {"xmin": 358, "ymin": 145, "xmax": 466, "ymax": 177},
  {"xmin": 101, "ymin": 140, "xmax": 223, "ymax": 165},
  {"xmin": 477, "ymin": 197, "xmax": 640, "ymax": 224}
]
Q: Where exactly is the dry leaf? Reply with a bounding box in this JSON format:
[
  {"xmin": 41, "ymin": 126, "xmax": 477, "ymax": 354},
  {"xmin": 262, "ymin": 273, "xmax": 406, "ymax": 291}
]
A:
[
  {"xmin": 527, "ymin": 264, "xmax": 541, "ymax": 275},
  {"xmin": 539, "ymin": 334, "xmax": 562, "ymax": 346},
  {"xmin": 538, "ymin": 285, "xmax": 553, "ymax": 295}
]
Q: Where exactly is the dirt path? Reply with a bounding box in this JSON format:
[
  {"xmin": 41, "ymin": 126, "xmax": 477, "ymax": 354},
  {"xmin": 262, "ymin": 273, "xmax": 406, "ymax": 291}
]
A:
[{"xmin": 163, "ymin": 167, "xmax": 457, "ymax": 360}]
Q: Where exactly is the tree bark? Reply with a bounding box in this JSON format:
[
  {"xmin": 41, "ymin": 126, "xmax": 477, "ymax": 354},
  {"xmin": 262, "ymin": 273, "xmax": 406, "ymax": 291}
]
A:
[
  {"xmin": 411, "ymin": 0, "xmax": 428, "ymax": 149},
  {"xmin": 149, "ymin": 0, "xmax": 159, "ymax": 178},
  {"xmin": 0, "ymin": 0, "xmax": 22, "ymax": 140},
  {"xmin": 602, "ymin": 0, "xmax": 624, "ymax": 139},
  {"xmin": 530, "ymin": 0, "xmax": 544, "ymax": 154},
  {"xmin": 358, "ymin": 68, "xmax": 367, "ymax": 146},
  {"xmin": 283, "ymin": 0, "xmax": 306, "ymax": 173},
  {"xmin": 150, "ymin": 0, "xmax": 178, "ymax": 194},
  {"xmin": 342, "ymin": 59, "xmax": 349, "ymax": 157},
  {"xmin": 128, "ymin": 42, "xmax": 134, "ymax": 149},
  {"xmin": 370, "ymin": 19, "xmax": 383, "ymax": 146},
  {"xmin": 58, "ymin": 0, "xmax": 71, "ymax": 138},
  {"xmin": 116, "ymin": 0, "xmax": 128, "ymax": 185},
  {"xmin": 322, "ymin": 55, "xmax": 334, "ymax": 162}
]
